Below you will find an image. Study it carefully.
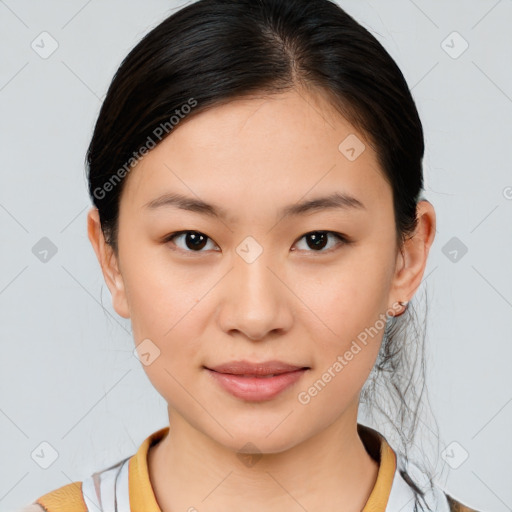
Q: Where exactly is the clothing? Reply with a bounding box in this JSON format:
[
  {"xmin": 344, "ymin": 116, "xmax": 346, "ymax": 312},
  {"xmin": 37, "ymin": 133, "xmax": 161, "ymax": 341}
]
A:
[{"xmin": 17, "ymin": 423, "xmax": 479, "ymax": 512}]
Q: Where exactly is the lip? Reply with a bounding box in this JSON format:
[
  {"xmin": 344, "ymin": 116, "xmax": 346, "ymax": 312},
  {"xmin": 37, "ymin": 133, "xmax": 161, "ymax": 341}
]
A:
[
  {"xmin": 205, "ymin": 360, "xmax": 309, "ymax": 402},
  {"xmin": 207, "ymin": 360, "xmax": 308, "ymax": 376}
]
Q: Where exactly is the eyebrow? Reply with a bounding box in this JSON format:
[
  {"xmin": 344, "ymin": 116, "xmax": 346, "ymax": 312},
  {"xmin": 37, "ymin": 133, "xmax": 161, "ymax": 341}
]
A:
[{"xmin": 143, "ymin": 191, "xmax": 366, "ymax": 220}]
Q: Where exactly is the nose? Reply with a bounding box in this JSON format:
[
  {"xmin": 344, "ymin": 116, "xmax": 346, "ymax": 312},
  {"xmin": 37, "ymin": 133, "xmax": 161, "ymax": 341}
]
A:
[{"xmin": 216, "ymin": 252, "xmax": 294, "ymax": 341}]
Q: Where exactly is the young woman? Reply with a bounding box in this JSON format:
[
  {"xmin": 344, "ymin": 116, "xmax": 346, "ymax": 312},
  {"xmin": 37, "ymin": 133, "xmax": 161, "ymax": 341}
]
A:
[{"xmin": 18, "ymin": 0, "xmax": 481, "ymax": 510}]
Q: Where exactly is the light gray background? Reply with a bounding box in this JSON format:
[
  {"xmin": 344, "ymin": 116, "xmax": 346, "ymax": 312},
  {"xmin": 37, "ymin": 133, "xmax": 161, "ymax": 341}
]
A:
[{"xmin": 1, "ymin": 1, "xmax": 511, "ymax": 511}]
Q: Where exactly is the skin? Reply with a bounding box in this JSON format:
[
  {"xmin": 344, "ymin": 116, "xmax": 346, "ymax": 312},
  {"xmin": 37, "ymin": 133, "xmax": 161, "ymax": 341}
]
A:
[{"xmin": 87, "ymin": 87, "xmax": 436, "ymax": 512}]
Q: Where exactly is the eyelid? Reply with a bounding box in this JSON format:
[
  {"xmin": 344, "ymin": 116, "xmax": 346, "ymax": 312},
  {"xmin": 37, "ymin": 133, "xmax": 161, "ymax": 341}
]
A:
[
  {"xmin": 163, "ymin": 230, "xmax": 220, "ymax": 254},
  {"xmin": 291, "ymin": 231, "xmax": 350, "ymax": 254}
]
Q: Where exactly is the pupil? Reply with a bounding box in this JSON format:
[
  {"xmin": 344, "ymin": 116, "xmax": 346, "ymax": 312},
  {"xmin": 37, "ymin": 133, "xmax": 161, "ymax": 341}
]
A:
[
  {"xmin": 308, "ymin": 232, "xmax": 327, "ymax": 250},
  {"xmin": 187, "ymin": 232, "xmax": 207, "ymax": 250}
]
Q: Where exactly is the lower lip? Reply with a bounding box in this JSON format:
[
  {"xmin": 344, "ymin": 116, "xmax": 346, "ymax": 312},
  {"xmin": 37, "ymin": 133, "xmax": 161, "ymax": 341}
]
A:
[{"xmin": 206, "ymin": 368, "xmax": 308, "ymax": 402}]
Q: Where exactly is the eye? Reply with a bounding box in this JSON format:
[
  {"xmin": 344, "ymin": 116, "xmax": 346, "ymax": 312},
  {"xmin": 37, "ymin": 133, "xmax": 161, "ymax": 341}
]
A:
[
  {"xmin": 292, "ymin": 231, "xmax": 349, "ymax": 253},
  {"xmin": 163, "ymin": 230, "xmax": 350, "ymax": 255},
  {"xmin": 164, "ymin": 230, "xmax": 219, "ymax": 253}
]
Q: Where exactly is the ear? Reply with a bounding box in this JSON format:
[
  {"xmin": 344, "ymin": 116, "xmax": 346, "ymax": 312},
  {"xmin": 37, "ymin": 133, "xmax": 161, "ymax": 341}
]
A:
[
  {"xmin": 388, "ymin": 200, "xmax": 436, "ymax": 314},
  {"xmin": 87, "ymin": 207, "xmax": 130, "ymax": 319}
]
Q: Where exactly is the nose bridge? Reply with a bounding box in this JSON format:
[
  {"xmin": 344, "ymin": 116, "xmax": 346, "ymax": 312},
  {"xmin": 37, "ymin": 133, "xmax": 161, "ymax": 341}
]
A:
[
  {"xmin": 234, "ymin": 232, "xmax": 278, "ymax": 292},
  {"xmin": 237, "ymin": 249, "xmax": 276, "ymax": 297},
  {"xmin": 218, "ymin": 246, "xmax": 292, "ymax": 340}
]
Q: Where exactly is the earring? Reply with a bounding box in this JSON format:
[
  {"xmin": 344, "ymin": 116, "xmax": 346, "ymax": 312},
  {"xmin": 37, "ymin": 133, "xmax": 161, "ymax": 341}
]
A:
[{"xmin": 395, "ymin": 300, "xmax": 409, "ymax": 317}]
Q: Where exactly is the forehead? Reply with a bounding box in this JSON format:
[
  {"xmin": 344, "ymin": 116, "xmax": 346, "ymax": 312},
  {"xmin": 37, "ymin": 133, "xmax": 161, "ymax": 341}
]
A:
[{"xmin": 120, "ymin": 88, "xmax": 391, "ymax": 218}]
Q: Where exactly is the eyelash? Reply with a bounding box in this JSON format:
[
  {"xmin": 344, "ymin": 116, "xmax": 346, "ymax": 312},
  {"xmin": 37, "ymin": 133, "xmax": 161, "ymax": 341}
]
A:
[{"xmin": 162, "ymin": 230, "xmax": 351, "ymax": 255}]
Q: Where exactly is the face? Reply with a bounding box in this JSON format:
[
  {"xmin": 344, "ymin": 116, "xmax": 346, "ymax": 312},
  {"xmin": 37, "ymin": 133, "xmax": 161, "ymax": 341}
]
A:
[{"xmin": 89, "ymin": 88, "xmax": 430, "ymax": 454}]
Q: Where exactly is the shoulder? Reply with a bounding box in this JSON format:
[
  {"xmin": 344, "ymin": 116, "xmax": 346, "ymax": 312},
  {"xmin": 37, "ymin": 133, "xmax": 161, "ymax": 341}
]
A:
[
  {"xmin": 444, "ymin": 492, "xmax": 483, "ymax": 512},
  {"xmin": 17, "ymin": 446, "xmax": 138, "ymax": 512},
  {"xmin": 13, "ymin": 505, "xmax": 46, "ymax": 512},
  {"xmin": 18, "ymin": 480, "xmax": 88, "ymax": 512},
  {"xmin": 391, "ymin": 457, "xmax": 483, "ymax": 512}
]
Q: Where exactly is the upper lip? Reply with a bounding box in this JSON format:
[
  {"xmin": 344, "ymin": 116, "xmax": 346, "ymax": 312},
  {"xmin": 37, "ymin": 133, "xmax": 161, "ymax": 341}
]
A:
[{"xmin": 206, "ymin": 360, "xmax": 309, "ymax": 376}]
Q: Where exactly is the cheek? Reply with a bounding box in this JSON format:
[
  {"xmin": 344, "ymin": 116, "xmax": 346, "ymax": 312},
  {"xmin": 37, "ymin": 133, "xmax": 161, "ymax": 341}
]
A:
[
  {"xmin": 291, "ymin": 254, "xmax": 391, "ymax": 398},
  {"xmin": 295, "ymin": 273, "xmax": 386, "ymax": 415},
  {"xmin": 120, "ymin": 248, "xmax": 210, "ymax": 377},
  {"xmin": 295, "ymin": 255, "xmax": 391, "ymax": 343},
  {"xmin": 124, "ymin": 259, "xmax": 207, "ymax": 404},
  {"xmin": 122, "ymin": 245, "xmax": 201, "ymax": 333}
]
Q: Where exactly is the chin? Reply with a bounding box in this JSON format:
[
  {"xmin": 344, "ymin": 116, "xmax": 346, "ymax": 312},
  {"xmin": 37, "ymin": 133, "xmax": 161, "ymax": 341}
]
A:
[{"xmin": 207, "ymin": 418, "xmax": 307, "ymax": 456}]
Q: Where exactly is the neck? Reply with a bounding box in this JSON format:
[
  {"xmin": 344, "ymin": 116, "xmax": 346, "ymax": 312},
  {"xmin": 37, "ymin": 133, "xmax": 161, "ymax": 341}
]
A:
[{"xmin": 147, "ymin": 407, "xmax": 380, "ymax": 512}]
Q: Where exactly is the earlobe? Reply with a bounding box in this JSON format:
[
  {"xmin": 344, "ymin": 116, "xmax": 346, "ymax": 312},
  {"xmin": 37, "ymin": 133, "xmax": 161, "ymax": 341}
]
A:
[
  {"xmin": 86, "ymin": 207, "xmax": 131, "ymax": 319},
  {"xmin": 389, "ymin": 200, "xmax": 436, "ymax": 311}
]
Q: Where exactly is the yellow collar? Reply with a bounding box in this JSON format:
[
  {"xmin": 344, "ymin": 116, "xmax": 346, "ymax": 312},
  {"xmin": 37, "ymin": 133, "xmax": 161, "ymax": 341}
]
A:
[
  {"xmin": 129, "ymin": 423, "xmax": 397, "ymax": 511},
  {"xmin": 357, "ymin": 423, "xmax": 397, "ymax": 511}
]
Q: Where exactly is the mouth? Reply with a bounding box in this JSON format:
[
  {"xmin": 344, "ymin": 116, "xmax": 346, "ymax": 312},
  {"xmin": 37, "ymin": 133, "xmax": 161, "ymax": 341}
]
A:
[
  {"xmin": 204, "ymin": 360, "xmax": 310, "ymax": 402},
  {"xmin": 206, "ymin": 360, "xmax": 309, "ymax": 376}
]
